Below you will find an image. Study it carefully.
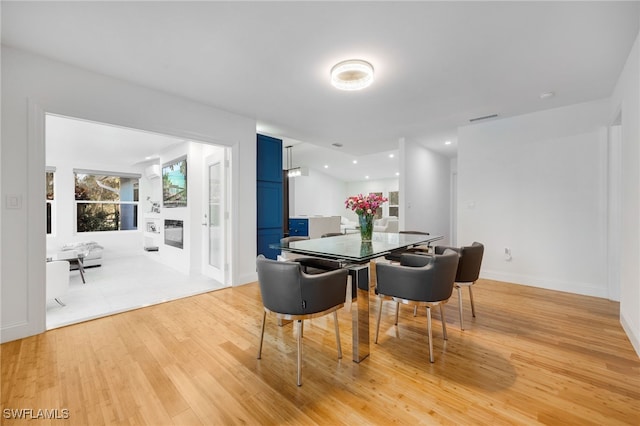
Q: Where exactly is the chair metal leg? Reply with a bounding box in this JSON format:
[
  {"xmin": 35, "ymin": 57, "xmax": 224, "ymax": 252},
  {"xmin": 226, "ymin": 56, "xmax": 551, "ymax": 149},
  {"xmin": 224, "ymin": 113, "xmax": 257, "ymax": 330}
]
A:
[
  {"xmin": 426, "ymin": 306, "xmax": 434, "ymax": 363},
  {"xmin": 413, "ymin": 306, "xmax": 417, "ymax": 317},
  {"xmin": 297, "ymin": 320, "xmax": 303, "ymax": 386},
  {"xmin": 395, "ymin": 302, "xmax": 400, "ymax": 326},
  {"xmin": 257, "ymin": 310, "xmax": 266, "ymax": 359},
  {"xmin": 440, "ymin": 304, "xmax": 447, "ymax": 340},
  {"xmin": 300, "ymin": 320, "xmax": 304, "ymax": 338},
  {"xmin": 457, "ymin": 285, "xmax": 465, "ymax": 330},
  {"xmin": 469, "ymin": 284, "xmax": 476, "ymax": 317},
  {"xmin": 54, "ymin": 298, "xmax": 66, "ymax": 307},
  {"xmin": 333, "ymin": 311, "xmax": 342, "ymax": 359},
  {"xmin": 375, "ymin": 297, "xmax": 383, "ymax": 343}
]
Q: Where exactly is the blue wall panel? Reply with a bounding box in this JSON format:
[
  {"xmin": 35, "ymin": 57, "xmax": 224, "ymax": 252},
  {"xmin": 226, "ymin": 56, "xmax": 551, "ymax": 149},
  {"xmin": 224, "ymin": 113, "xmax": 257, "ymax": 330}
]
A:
[
  {"xmin": 257, "ymin": 228, "xmax": 282, "ymax": 260},
  {"xmin": 257, "ymin": 134, "xmax": 283, "ymax": 183},
  {"xmin": 257, "ymin": 181, "xmax": 282, "ymax": 229},
  {"xmin": 257, "ymin": 134, "xmax": 283, "ymax": 259}
]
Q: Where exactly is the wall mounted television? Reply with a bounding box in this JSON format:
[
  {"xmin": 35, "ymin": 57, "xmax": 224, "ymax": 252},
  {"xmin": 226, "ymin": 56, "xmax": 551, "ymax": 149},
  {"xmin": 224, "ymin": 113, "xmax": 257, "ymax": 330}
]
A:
[{"xmin": 162, "ymin": 157, "xmax": 187, "ymax": 208}]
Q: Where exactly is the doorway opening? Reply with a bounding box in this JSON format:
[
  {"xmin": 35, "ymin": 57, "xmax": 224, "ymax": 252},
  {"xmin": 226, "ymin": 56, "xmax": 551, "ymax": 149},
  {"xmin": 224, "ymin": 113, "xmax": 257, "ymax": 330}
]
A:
[{"xmin": 45, "ymin": 114, "xmax": 232, "ymax": 329}]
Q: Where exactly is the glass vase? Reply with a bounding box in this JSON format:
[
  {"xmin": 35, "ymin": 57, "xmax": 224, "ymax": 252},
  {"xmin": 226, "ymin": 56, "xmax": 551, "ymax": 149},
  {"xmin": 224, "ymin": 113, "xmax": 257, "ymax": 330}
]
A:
[
  {"xmin": 358, "ymin": 213, "xmax": 374, "ymax": 242},
  {"xmin": 360, "ymin": 241, "xmax": 373, "ymax": 257}
]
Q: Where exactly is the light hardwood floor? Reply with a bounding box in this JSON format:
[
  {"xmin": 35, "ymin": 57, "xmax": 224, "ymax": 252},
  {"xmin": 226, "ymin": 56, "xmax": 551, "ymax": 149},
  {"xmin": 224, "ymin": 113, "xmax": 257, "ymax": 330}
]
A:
[{"xmin": 2, "ymin": 275, "xmax": 639, "ymax": 425}]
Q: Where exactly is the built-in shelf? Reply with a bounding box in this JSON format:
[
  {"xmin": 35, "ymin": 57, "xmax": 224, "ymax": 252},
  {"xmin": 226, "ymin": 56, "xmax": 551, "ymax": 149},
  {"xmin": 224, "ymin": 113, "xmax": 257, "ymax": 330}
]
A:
[{"xmin": 143, "ymin": 214, "xmax": 161, "ymax": 251}]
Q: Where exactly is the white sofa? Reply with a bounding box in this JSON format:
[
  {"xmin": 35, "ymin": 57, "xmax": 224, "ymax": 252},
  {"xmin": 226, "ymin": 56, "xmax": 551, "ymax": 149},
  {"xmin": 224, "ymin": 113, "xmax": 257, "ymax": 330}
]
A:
[
  {"xmin": 340, "ymin": 215, "xmax": 399, "ymax": 233},
  {"xmin": 340, "ymin": 216, "xmax": 358, "ymax": 233},
  {"xmin": 59, "ymin": 241, "xmax": 104, "ymax": 268},
  {"xmin": 374, "ymin": 216, "xmax": 398, "ymax": 233}
]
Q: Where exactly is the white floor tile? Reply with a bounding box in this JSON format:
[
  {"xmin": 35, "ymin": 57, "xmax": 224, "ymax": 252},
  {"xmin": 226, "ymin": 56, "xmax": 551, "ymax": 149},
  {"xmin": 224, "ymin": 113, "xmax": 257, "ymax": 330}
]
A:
[{"xmin": 46, "ymin": 254, "xmax": 226, "ymax": 329}]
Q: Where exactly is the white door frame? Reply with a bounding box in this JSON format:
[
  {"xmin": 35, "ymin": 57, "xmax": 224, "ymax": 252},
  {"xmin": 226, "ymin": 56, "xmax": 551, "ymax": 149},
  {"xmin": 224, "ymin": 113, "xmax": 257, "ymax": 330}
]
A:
[{"xmin": 607, "ymin": 112, "xmax": 622, "ymax": 301}]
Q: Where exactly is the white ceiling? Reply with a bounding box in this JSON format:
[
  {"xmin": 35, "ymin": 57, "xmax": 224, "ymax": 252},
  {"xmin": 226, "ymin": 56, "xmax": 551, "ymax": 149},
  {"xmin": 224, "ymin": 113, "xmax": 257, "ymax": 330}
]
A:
[
  {"xmin": 4, "ymin": 1, "xmax": 639, "ymax": 181},
  {"xmin": 45, "ymin": 114, "xmax": 186, "ymax": 168}
]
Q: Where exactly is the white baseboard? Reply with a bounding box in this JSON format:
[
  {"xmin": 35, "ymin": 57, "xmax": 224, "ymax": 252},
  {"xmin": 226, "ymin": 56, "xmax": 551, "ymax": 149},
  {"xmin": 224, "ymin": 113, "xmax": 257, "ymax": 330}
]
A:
[
  {"xmin": 620, "ymin": 311, "xmax": 640, "ymax": 358},
  {"xmin": 235, "ymin": 271, "xmax": 258, "ymax": 286},
  {"xmin": 0, "ymin": 320, "xmax": 41, "ymax": 344},
  {"xmin": 480, "ymin": 270, "xmax": 608, "ymax": 298}
]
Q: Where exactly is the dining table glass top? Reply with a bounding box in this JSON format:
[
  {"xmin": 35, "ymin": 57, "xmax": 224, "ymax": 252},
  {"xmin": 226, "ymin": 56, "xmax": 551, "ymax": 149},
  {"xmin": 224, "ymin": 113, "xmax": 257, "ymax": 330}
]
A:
[{"xmin": 271, "ymin": 232, "xmax": 443, "ymax": 263}]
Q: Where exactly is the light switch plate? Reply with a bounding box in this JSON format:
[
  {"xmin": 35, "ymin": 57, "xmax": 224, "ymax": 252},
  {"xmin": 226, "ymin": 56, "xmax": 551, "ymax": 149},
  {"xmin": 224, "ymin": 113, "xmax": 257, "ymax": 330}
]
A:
[{"xmin": 6, "ymin": 194, "xmax": 22, "ymax": 209}]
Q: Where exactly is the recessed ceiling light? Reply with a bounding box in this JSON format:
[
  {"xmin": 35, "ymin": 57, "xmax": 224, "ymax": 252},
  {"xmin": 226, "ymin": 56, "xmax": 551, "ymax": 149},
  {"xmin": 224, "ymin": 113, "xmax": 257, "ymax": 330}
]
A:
[
  {"xmin": 389, "ymin": 154, "xmax": 394, "ymax": 158},
  {"xmin": 395, "ymin": 172, "xmax": 400, "ymax": 176},
  {"xmin": 330, "ymin": 59, "xmax": 374, "ymax": 91},
  {"xmin": 324, "ymin": 165, "xmax": 329, "ymax": 169},
  {"xmin": 352, "ymin": 160, "xmax": 358, "ymax": 164},
  {"xmin": 365, "ymin": 175, "xmax": 369, "ymax": 179},
  {"xmin": 540, "ymin": 91, "xmax": 555, "ymax": 99},
  {"xmin": 445, "ymin": 141, "xmax": 451, "ymax": 145}
]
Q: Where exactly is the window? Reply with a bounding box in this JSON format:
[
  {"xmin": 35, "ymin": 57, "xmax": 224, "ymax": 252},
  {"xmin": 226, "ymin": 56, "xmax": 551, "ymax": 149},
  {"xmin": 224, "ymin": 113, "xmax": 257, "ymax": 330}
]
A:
[
  {"xmin": 74, "ymin": 170, "xmax": 140, "ymax": 232},
  {"xmin": 373, "ymin": 192, "xmax": 384, "ymax": 219},
  {"xmin": 46, "ymin": 170, "xmax": 55, "ymax": 234},
  {"xmin": 389, "ymin": 191, "xmax": 399, "ymax": 218}
]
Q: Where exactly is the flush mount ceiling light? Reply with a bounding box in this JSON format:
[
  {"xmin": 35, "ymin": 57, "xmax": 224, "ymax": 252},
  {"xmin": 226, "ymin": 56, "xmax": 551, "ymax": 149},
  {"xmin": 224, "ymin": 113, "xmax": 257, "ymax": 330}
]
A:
[{"xmin": 330, "ymin": 59, "xmax": 374, "ymax": 91}]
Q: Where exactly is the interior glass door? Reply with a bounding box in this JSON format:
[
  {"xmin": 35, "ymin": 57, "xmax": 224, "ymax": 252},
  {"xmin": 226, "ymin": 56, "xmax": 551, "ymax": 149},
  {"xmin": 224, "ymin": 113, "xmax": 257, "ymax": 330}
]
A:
[{"xmin": 202, "ymin": 149, "xmax": 228, "ymax": 283}]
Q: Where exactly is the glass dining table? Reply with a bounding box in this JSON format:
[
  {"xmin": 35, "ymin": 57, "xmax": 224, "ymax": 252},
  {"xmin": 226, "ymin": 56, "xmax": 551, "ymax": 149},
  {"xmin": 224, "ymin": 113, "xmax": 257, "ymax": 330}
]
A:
[{"xmin": 271, "ymin": 231, "xmax": 444, "ymax": 362}]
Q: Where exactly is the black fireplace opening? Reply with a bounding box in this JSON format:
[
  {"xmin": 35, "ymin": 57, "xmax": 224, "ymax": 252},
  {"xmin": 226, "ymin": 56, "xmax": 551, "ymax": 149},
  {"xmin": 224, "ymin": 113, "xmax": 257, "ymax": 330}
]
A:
[{"xmin": 164, "ymin": 219, "xmax": 184, "ymax": 249}]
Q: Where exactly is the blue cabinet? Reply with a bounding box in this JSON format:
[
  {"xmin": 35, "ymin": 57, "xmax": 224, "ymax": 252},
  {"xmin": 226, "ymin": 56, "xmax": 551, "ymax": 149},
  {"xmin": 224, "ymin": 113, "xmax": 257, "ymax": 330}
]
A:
[
  {"xmin": 288, "ymin": 218, "xmax": 309, "ymax": 237},
  {"xmin": 289, "ymin": 216, "xmax": 341, "ymax": 238}
]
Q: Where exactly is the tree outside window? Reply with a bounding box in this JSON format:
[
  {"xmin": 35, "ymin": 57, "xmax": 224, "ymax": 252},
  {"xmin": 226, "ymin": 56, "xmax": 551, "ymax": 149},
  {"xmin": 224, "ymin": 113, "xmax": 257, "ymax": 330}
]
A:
[{"xmin": 75, "ymin": 173, "xmax": 139, "ymax": 232}]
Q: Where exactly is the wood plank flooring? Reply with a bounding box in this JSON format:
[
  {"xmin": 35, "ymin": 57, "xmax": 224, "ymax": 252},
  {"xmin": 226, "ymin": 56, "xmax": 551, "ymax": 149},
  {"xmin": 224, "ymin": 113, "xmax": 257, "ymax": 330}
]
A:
[{"xmin": 2, "ymin": 276, "xmax": 639, "ymax": 425}]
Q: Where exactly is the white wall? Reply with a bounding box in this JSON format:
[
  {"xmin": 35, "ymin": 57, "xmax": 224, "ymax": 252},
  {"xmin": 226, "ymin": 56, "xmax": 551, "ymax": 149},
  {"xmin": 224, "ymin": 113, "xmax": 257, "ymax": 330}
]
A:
[
  {"xmin": 290, "ymin": 168, "xmax": 347, "ymax": 217},
  {"xmin": 458, "ymin": 99, "xmax": 609, "ymax": 298},
  {"xmin": 1, "ymin": 46, "xmax": 257, "ymax": 343},
  {"xmin": 157, "ymin": 143, "xmax": 191, "ymax": 274},
  {"xmin": 138, "ymin": 142, "xmax": 224, "ymax": 276},
  {"xmin": 289, "ymin": 169, "xmax": 400, "ymax": 226},
  {"xmin": 400, "ymin": 140, "xmax": 451, "ymax": 244},
  {"xmin": 610, "ymin": 31, "xmax": 640, "ymax": 355},
  {"xmin": 450, "ymin": 158, "xmax": 458, "ymax": 245},
  {"xmin": 45, "ymin": 139, "xmax": 147, "ymax": 259}
]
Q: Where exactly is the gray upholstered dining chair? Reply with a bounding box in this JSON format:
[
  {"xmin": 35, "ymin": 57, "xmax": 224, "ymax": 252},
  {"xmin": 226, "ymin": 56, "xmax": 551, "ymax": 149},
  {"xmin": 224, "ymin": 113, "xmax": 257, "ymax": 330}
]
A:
[
  {"xmin": 384, "ymin": 231, "xmax": 431, "ymax": 317},
  {"xmin": 279, "ymin": 236, "xmax": 309, "ymax": 261},
  {"xmin": 383, "ymin": 231, "xmax": 431, "ymax": 263},
  {"xmin": 256, "ymin": 255, "xmax": 348, "ymax": 386},
  {"xmin": 375, "ymin": 250, "xmax": 459, "ymax": 362},
  {"xmin": 280, "ymin": 236, "xmax": 341, "ymax": 274},
  {"xmin": 434, "ymin": 242, "xmax": 484, "ymax": 330}
]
